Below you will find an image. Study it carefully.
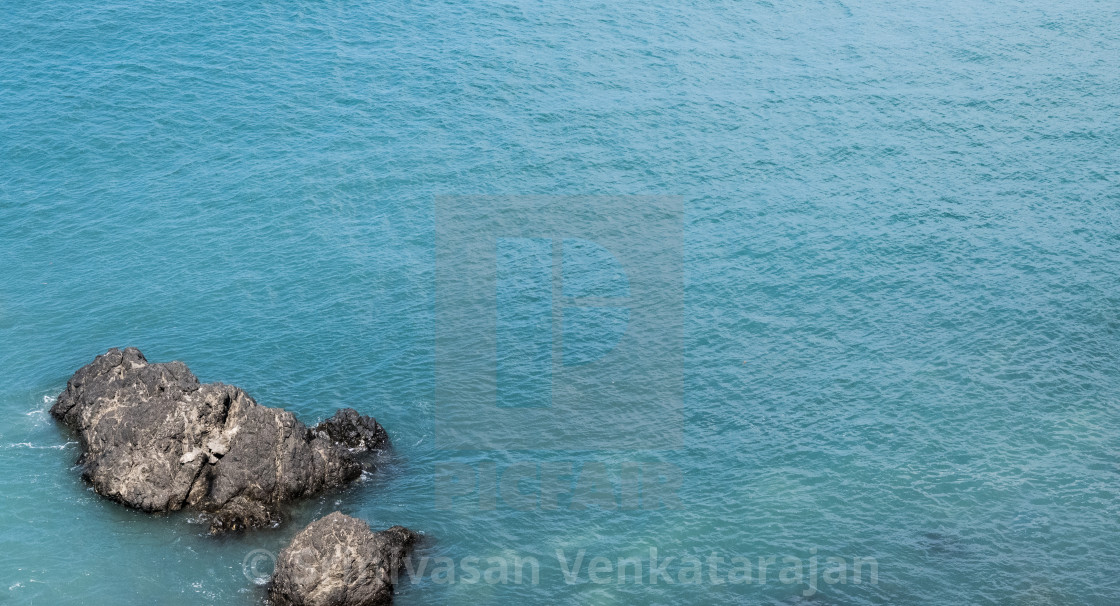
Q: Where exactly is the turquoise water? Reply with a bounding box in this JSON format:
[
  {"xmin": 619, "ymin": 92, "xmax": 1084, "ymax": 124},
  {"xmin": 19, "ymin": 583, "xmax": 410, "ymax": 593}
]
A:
[{"xmin": 2, "ymin": 0, "xmax": 1119, "ymax": 603}]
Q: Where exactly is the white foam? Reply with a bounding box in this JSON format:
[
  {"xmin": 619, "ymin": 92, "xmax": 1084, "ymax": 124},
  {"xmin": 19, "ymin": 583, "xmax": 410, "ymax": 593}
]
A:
[{"xmin": 6, "ymin": 441, "xmax": 76, "ymax": 450}]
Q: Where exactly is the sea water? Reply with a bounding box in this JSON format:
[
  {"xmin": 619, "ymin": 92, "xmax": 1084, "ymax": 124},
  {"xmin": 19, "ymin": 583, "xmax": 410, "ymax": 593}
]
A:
[{"xmin": 1, "ymin": 0, "xmax": 1118, "ymax": 604}]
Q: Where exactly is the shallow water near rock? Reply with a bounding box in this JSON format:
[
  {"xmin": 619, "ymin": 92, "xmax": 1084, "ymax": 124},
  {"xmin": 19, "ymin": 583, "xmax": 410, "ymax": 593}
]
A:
[{"xmin": 1, "ymin": 0, "xmax": 1119, "ymax": 604}]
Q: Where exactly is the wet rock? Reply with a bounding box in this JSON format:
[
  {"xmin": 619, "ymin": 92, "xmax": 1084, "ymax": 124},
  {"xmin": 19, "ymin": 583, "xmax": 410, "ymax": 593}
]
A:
[
  {"xmin": 270, "ymin": 512, "xmax": 418, "ymax": 606},
  {"xmin": 51, "ymin": 348, "xmax": 389, "ymax": 533},
  {"xmin": 314, "ymin": 407, "xmax": 389, "ymax": 455}
]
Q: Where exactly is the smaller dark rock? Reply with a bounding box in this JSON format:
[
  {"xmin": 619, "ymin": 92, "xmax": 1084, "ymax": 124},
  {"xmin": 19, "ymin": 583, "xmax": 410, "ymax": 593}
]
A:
[
  {"xmin": 314, "ymin": 408, "xmax": 390, "ymax": 453},
  {"xmin": 270, "ymin": 512, "xmax": 418, "ymax": 606}
]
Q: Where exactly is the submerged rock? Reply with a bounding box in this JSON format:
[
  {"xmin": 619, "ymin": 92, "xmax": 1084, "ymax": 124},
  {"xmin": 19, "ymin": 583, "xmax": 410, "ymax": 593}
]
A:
[
  {"xmin": 51, "ymin": 348, "xmax": 389, "ymax": 533},
  {"xmin": 270, "ymin": 512, "xmax": 418, "ymax": 606}
]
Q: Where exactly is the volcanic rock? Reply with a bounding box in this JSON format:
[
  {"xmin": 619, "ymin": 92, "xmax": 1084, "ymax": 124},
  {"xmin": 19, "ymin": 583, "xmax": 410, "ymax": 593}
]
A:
[{"xmin": 51, "ymin": 348, "xmax": 388, "ymax": 532}]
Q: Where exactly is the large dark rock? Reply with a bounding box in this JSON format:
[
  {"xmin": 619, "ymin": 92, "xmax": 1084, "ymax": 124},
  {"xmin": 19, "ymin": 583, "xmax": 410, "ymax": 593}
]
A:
[
  {"xmin": 51, "ymin": 348, "xmax": 389, "ymax": 533},
  {"xmin": 270, "ymin": 512, "xmax": 418, "ymax": 606}
]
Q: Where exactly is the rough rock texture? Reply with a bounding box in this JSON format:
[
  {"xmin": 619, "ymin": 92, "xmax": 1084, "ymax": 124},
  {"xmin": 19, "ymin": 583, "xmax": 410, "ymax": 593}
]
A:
[
  {"xmin": 270, "ymin": 512, "xmax": 418, "ymax": 606},
  {"xmin": 51, "ymin": 348, "xmax": 389, "ymax": 532},
  {"xmin": 314, "ymin": 408, "xmax": 389, "ymax": 454}
]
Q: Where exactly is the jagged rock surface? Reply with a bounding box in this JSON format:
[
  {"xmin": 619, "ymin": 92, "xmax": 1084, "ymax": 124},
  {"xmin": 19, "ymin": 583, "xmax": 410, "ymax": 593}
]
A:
[
  {"xmin": 314, "ymin": 407, "xmax": 390, "ymax": 454},
  {"xmin": 270, "ymin": 512, "xmax": 418, "ymax": 606},
  {"xmin": 51, "ymin": 348, "xmax": 389, "ymax": 532}
]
